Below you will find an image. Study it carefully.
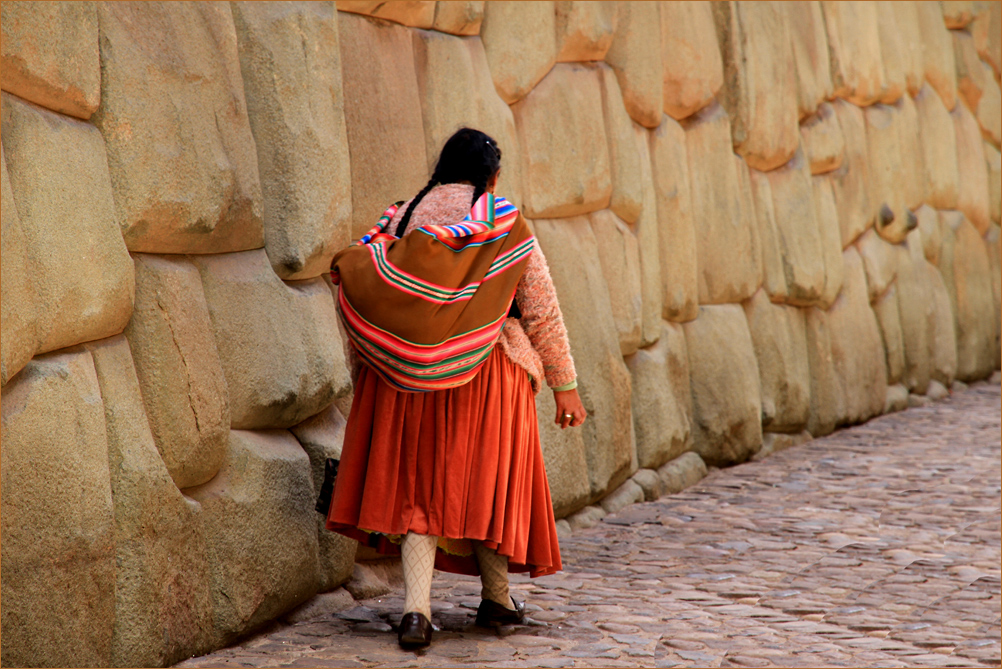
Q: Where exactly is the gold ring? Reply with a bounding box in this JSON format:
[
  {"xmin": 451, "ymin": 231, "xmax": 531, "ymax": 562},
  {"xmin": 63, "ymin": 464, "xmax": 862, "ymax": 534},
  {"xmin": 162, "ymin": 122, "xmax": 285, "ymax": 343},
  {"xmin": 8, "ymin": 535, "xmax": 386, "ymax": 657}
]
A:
[{"xmin": 562, "ymin": 413, "xmax": 571, "ymax": 420}]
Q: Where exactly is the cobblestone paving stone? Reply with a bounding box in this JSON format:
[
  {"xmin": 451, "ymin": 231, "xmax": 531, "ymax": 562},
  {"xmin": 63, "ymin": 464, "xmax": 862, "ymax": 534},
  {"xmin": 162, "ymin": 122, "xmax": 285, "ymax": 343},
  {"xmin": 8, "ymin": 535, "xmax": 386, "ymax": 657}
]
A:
[{"xmin": 178, "ymin": 381, "xmax": 1001, "ymax": 668}]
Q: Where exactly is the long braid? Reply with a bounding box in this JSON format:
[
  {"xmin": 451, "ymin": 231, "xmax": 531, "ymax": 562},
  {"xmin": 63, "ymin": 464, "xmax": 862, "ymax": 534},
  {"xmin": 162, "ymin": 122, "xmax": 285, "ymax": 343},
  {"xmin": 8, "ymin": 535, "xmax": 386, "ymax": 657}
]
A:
[{"xmin": 394, "ymin": 178, "xmax": 437, "ymax": 237}]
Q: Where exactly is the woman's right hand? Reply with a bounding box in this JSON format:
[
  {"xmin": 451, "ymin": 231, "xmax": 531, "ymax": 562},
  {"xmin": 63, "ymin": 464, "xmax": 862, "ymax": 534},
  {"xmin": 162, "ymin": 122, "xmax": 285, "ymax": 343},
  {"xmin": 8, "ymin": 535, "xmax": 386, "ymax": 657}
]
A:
[{"xmin": 554, "ymin": 388, "xmax": 587, "ymax": 429}]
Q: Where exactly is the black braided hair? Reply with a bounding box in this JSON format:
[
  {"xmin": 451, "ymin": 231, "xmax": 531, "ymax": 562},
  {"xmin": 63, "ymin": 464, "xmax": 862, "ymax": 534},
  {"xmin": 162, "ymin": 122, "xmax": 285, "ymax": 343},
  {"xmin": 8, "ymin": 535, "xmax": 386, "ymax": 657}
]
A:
[{"xmin": 393, "ymin": 128, "xmax": 501, "ymax": 237}]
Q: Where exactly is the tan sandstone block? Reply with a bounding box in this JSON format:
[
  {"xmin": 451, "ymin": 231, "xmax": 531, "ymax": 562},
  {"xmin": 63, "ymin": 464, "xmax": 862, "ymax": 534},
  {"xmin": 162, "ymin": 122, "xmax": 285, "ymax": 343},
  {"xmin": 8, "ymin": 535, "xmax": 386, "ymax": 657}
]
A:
[
  {"xmin": 800, "ymin": 102, "xmax": 844, "ymax": 175},
  {"xmin": 743, "ymin": 290, "xmax": 811, "ymax": 434},
  {"xmin": 943, "ymin": 1, "xmax": 975, "ymax": 28},
  {"xmin": 915, "ymin": 0, "xmax": 958, "ymax": 111},
  {"xmin": 804, "ymin": 307, "xmax": 844, "ymax": 437},
  {"xmin": 926, "ymin": 260, "xmax": 959, "ymax": 386},
  {"xmin": 895, "ymin": 241, "xmax": 934, "ymax": 394},
  {"xmin": 0, "ymin": 1, "xmax": 99, "ymax": 119},
  {"xmin": 856, "ymin": 228, "xmax": 899, "ymax": 302},
  {"xmin": 85, "ymin": 336, "xmax": 214, "ymax": 667},
  {"xmin": 683, "ymin": 304, "xmax": 763, "ymax": 466},
  {"xmin": 187, "ymin": 429, "xmax": 321, "ymax": 645},
  {"xmin": 534, "ymin": 217, "xmax": 635, "ymax": 500},
  {"xmin": 822, "ymin": 1, "xmax": 886, "ymax": 106},
  {"xmin": 480, "ymin": 1, "xmax": 557, "ymax": 104},
  {"xmin": 599, "ymin": 65, "xmax": 643, "ymax": 224},
  {"xmin": 713, "ymin": 1, "xmax": 799, "ymax": 171},
  {"xmin": 915, "ymin": 83, "xmax": 960, "ymax": 210},
  {"xmin": 629, "ymin": 124, "xmax": 664, "ymax": 344},
  {"xmin": 232, "ymin": 2, "xmax": 351, "ymax": 280},
  {"xmin": 193, "ymin": 249, "xmax": 350, "ymax": 430},
  {"xmin": 864, "ymin": 103, "xmax": 911, "ymax": 243},
  {"xmin": 605, "ymin": 1, "xmax": 662, "ymax": 129},
  {"xmin": 0, "ymin": 145, "xmax": 37, "ymax": 386},
  {"xmin": 536, "ymin": 387, "xmax": 591, "ymax": 518},
  {"xmin": 0, "ymin": 93, "xmax": 134, "ymax": 354},
  {"xmin": 787, "ymin": 1, "xmax": 833, "ymax": 119},
  {"xmin": 972, "ymin": 1, "xmax": 1001, "ymax": 78},
  {"xmin": 896, "ymin": 94, "xmax": 928, "ymax": 210},
  {"xmin": 338, "ymin": 12, "xmax": 428, "ymax": 239},
  {"xmin": 626, "ymin": 321, "xmax": 693, "ymax": 470},
  {"xmin": 683, "ymin": 103, "xmax": 760, "ymax": 305},
  {"xmin": 985, "ymin": 224, "xmax": 1002, "ymax": 369},
  {"xmin": 512, "ymin": 63, "xmax": 611, "ymax": 219},
  {"xmin": 748, "ymin": 167, "xmax": 788, "ymax": 301},
  {"xmin": 735, "ymin": 153, "xmax": 766, "ymax": 301},
  {"xmin": 555, "ymin": 1, "xmax": 615, "ymax": 62},
  {"xmin": 954, "ymin": 102, "xmax": 992, "ymax": 235},
  {"xmin": 649, "ymin": 115, "xmax": 698, "ymax": 321},
  {"xmin": 590, "ymin": 210, "xmax": 643, "ymax": 356},
  {"xmin": 336, "ymin": 1, "xmax": 434, "ymax": 28},
  {"xmin": 812, "ymin": 174, "xmax": 846, "ymax": 309},
  {"xmin": 916, "ymin": 204, "xmax": 943, "ymax": 265},
  {"xmin": 872, "ymin": 283, "xmax": 906, "ymax": 386},
  {"xmin": 955, "ymin": 29, "xmax": 990, "ymax": 113},
  {"xmin": 432, "ymin": 1, "xmax": 484, "ymax": 36},
  {"xmin": 830, "ymin": 99, "xmax": 875, "ymax": 247},
  {"xmin": 987, "ymin": 142, "xmax": 1002, "ymax": 224},
  {"xmin": 661, "ymin": 0, "xmax": 723, "ymax": 121},
  {"xmin": 976, "ymin": 63, "xmax": 1002, "ymax": 147},
  {"xmin": 875, "ymin": 1, "xmax": 919, "ymax": 104},
  {"xmin": 125, "ymin": 254, "xmax": 229, "ymax": 490},
  {"xmin": 94, "ymin": 2, "xmax": 264, "ymax": 254},
  {"xmin": 0, "ymin": 351, "xmax": 115, "ymax": 668}
]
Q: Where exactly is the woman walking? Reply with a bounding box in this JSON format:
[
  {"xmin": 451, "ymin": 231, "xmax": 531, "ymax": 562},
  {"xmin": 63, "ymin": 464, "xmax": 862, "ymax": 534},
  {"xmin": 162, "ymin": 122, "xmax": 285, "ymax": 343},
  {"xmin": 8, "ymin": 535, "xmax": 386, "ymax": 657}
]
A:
[{"xmin": 326, "ymin": 128, "xmax": 586, "ymax": 650}]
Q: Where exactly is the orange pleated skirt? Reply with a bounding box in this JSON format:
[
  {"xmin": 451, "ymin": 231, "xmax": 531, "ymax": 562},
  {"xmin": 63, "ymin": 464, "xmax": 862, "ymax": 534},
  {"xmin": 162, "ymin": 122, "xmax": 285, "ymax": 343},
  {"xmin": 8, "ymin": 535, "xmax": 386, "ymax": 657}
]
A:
[{"xmin": 325, "ymin": 345, "xmax": 562, "ymax": 577}]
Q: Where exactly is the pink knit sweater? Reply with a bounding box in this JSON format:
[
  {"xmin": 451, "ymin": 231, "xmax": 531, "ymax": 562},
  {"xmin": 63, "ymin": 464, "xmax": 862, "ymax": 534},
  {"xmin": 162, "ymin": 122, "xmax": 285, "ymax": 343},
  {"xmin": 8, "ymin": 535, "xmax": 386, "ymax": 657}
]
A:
[{"xmin": 384, "ymin": 183, "xmax": 577, "ymax": 394}]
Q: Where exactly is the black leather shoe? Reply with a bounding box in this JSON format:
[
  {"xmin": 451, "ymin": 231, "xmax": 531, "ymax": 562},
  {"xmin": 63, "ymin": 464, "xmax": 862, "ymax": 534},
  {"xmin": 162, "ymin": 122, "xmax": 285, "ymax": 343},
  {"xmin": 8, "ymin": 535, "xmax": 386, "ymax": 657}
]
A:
[
  {"xmin": 398, "ymin": 611, "xmax": 432, "ymax": 649},
  {"xmin": 475, "ymin": 597, "xmax": 525, "ymax": 627}
]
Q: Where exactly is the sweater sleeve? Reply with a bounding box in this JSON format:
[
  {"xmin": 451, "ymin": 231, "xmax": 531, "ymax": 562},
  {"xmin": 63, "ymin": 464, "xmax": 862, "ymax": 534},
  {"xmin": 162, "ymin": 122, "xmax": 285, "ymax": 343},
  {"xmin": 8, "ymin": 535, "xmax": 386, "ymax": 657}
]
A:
[{"xmin": 515, "ymin": 239, "xmax": 577, "ymax": 389}]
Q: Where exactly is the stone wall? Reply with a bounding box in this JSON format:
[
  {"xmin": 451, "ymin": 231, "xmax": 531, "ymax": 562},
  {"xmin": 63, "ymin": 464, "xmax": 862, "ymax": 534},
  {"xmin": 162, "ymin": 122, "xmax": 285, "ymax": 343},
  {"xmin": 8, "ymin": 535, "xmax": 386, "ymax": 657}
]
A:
[{"xmin": 1, "ymin": 1, "xmax": 999, "ymax": 666}]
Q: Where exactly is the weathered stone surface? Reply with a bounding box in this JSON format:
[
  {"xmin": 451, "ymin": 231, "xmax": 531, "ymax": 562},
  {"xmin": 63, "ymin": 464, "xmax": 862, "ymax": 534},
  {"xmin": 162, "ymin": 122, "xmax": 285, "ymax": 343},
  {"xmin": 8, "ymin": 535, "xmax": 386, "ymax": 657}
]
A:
[
  {"xmin": 828, "ymin": 248, "xmax": 889, "ymax": 426},
  {"xmin": 535, "ymin": 217, "xmax": 635, "ymax": 500},
  {"xmin": 649, "ymin": 115, "xmax": 698, "ymax": 321},
  {"xmin": 765, "ymin": 145, "xmax": 827, "ymax": 306},
  {"xmin": 1, "ymin": 93, "xmax": 134, "ymax": 354},
  {"xmin": 743, "ymin": 290, "xmax": 810, "ymax": 433},
  {"xmin": 338, "ymin": 12, "xmax": 428, "ymax": 240},
  {"xmin": 187, "ymin": 429, "xmax": 320, "ymax": 646},
  {"xmin": 0, "ymin": 145, "xmax": 36, "ymax": 387},
  {"xmin": 193, "ymin": 249, "xmax": 349, "ymax": 430},
  {"xmin": 856, "ymin": 228, "xmax": 898, "ymax": 302},
  {"xmin": 683, "ymin": 103, "xmax": 759, "ymax": 305},
  {"xmin": 590, "ymin": 210, "xmax": 642, "ymax": 356},
  {"xmin": 713, "ymin": 1, "xmax": 799, "ymax": 171},
  {"xmin": 915, "ymin": 83, "xmax": 960, "ymax": 210},
  {"xmin": 336, "ymin": 1, "xmax": 435, "ymax": 28},
  {"xmin": 94, "ymin": 2, "xmax": 264, "ymax": 254},
  {"xmin": 232, "ymin": 2, "xmax": 351, "ymax": 280},
  {"xmin": 896, "ymin": 94, "xmax": 927, "ymax": 211},
  {"xmin": 555, "ymin": 1, "xmax": 615, "ymax": 62},
  {"xmin": 915, "ymin": 0, "xmax": 958, "ymax": 111},
  {"xmin": 875, "ymin": 1, "xmax": 920, "ymax": 104},
  {"xmin": 126, "ymin": 254, "xmax": 230, "ymax": 490},
  {"xmin": 480, "ymin": 1, "xmax": 556, "ymax": 104},
  {"xmin": 657, "ymin": 451, "xmax": 708, "ymax": 494},
  {"xmin": 800, "ymin": 102, "xmax": 844, "ymax": 175},
  {"xmin": 566, "ymin": 504, "xmax": 606, "ymax": 531},
  {"xmin": 536, "ymin": 384, "xmax": 591, "ymax": 518},
  {"xmin": 631, "ymin": 124, "xmax": 666, "ymax": 342},
  {"xmin": 985, "ymin": 224, "xmax": 1002, "ymax": 370},
  {"xmin": 787, "ymin": 0, "xmax": 833, "ymax": 119},
  {"xmin": 943, "ymin": 1, "xmax": 975, "ymax": 28},
  {"xmin": 1, "ymin": 350, "xmax": 115, "ymax": 668},
  {"xmin": 916, "ymin": 204, "xmax": 942, "ymax": 265},
  {"xmin": 804, "ymin": 307, "xmax": 843, "ymax": 437},
  {"xmin": 973, "ymin": 0, "xmax": 1002, "ymax": 78},
  {"xmin": 598, "ymin": 66, "xmax": 643, "ymax": 224},
  {"xmin": 753, "ymin": 430, "xmax": 812, "ymax": 461},
  {"xmin": 660, "ymin": 0, "xmax": 722, "ymax": 121},
  {"xmin": 0, "ymin": 1, "xmax": 99, "ymax": 119},
  {"xmin": 343, "ymin": 560, "xmax": 402, "ymax": 600},
  {"xmin": 631, "ymin": 468, "xmax": 663, "ymax": 501},
  {"xmin": 599, "ymin": 479, "xmax": 644, "ymax": 515},
  {"xmin": 896, "ymin": 237, "xmax": 933, "ymax": 394},
  {"xmin": 977, "ymin": 64, "xmax": 1002, "ymax": 147},
  {"xmin": 829, "ymin": 98, "xmax": 875, "ymax": 247},
  {"xmin": 625, "ymin": 321, "xmax": 693, "ymax": 470},
  {"xmin": 812, "ymin": 174, "xmax": 846, "ymax": 309},
  {"xmin": 938, "ymin": 214, "xmax": 997, "ymax": 381},
  {"xmin": 925, "ymin": 261, "xmax": 959, "ymax": 387},
  {"xmin": 955, "ymin": 29, "xmax": 990, "ymax": 114},
  {"xmin": 282, "ymin": 588, "xmax": 355, "ymax": 625},
  {"xmin": 683, "ymin": 304, "xmax": 763, "ymax": 466},
  {"xmin": 987, "ymin": 142, "xmax": 1002, "ymax": 224},
  {"xmin": 431, "ymin": 1, "xmax": 484, "ymax": 36},
  {"xmin": 605, "ymin": 1, "xmax": 662, "ymax": 128},
  {"xmin": 748, "ymin": 166, "xmax": 788, "ymax": 302},
  {"xmin": 872, "ymin": 284, "xmax": 906, "ymax": 385},
  {"xmin": 821, "ymin": 0, "xmax": 885, "ymax": 106},
  {"xmin": 86, "ymin": 336, "xmax": 214, "ymax": 667},
  {"xmin": 734, "ymin": 153, "xmax": 766, "ymax": 303},
  {"xmin": 884, "ymin": 383, "xmax": 909, "ymax": 413},
  {"xmin": 864, "ymin": 103, "xmax": 910, "ymax": 243},
  {"xmin": 954, "ymin": 101, "xmax": 992, "ymax": 235},
  {"xmin": 512, "ymin": 64, "xmax": 610, "ymax": 219}
]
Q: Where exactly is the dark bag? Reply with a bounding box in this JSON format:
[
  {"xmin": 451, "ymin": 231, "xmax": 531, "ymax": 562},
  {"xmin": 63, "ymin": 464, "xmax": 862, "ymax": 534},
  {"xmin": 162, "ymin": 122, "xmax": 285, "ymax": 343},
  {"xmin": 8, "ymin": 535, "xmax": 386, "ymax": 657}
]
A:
[{"xmin": 315, "ymin": 457, "xmax": 340, "ymax": 514}]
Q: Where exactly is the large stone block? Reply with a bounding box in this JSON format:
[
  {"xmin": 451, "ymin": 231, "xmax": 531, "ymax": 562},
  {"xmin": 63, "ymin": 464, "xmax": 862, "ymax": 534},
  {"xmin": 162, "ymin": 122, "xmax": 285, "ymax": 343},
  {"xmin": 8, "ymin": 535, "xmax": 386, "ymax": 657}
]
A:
[
  {"xmin": 232, "ymin": 2, "xmax": 351, "ymax": 280},
  {"xmin": 336, "ymin": 1, "xmax": 435, "ymax": 28},
  {"xmin": 630, "ymin": 123, "xmax": 665, "ymax": 343},
  {"xmin": 85, "ymin": 336, "xmax": 214, "ymax": 667},
  {"xmin": 985, "ymin": 224, "xmax": 1002, "ymax": 370},
  {"xmin": 338, "ymin": 12, "xmax": 428, "ymax": 240},
  {"xmin": 187, "ymin": 429, "xmax": 321, "ymax": 645},
  {"xmin": 872, "ymin": 284, "xmax": 906, "ymax": 385},
  {"xmin": 734, "ymin": 153, "xmax": 766, "ymax": 303},
  {"xmin": 683, "ymin": 304, "xmax": 762, "ymax": 466},
  {"xmin": 895, "ymin": 239, "xmax": 934, "ymax": 394},
  {"xmin": 821, "ymin": 0, "xmax": 885, "ymax": 106},
  {"xmin": 976, "ymin": 64, "xmax": 1002, "ymax": 148},
  {"xmin": 864, "ymin": 104, "xmax": 910, "ymax": 244},
  {"xmin": 683, "ymin": 103, "xmax": 760, "ymax": 305},
  {"xmin": 535, "ymin": 381, "xmax": 592, "ymax": 518},
  {"xmin": 555, "ymin": 1, "xmax": 615, "ymax": 62},
  {"xmin": 432, "ymin": 1, "xmax": 484, "ymax": 36},
  {"xmin": 743, "ymin": 290, "xmax": 810, "ymax": 433},
  {"xmin": 512, "ymin": 64, "xmax": 611, "ymax": 219},
  {"xmin": 713, "ymin": 1, "xmax": 799, "ymax": 171},
  {"xmin": 915, "ymin": 83, "xmax": 959, "ymax": 210},
  {"xmin": 896, "ymin": 94, "xmax": 928, "ymax": 211},
  {"xmin": 590, "ymin": 210, "xmax": 642, "ymax": 356},
  {"xmin": 856, "ymin": 228, "xmax": 898, "ymax": 303},
  {"xmin": 915, "ymin": 0, "xmax": 958, "ymax": 111},
  {"xmin": 916, "ymin": 204, "xmax": 943, "ymax": 265},
  {"xmin": 972, "ymin": 1, "xmax": 1002, "ymax": 78},
  {"xmin": 1, "ymin": 350, "xmax": 115, "ymax": 668},
  {"xmin": 787, "ymin": 0, "xmax": 833, "ymax": 119},
  {"xmin": 926, "ymin": 257, "xmax": 959, "ymax": 386},
  {"xmin": 943, "ymin": 1, "xmax": 975, "ymax": 28},
  {"xmin": 955, "ymin": 29, "xmax": 990, "ymax": 114},
  {"xmin": 875, "ymin": 1, "xmax": 922, "ymax": 104},
  {"xmin": 812, "ymin": 174, "xmax": 845, "ymax": 309},
  {"xmin": 0, "ymin": 1, "xmax": 99, "ymax": 119},
  {"xmin": 800, "ymin": 102, "xmax": 844, "ymax": 175},
  {"xmin": 748, "ymin": 166, "xmax": 788, "ymax": 301},
  {"xmin": 598, "ymin": 65, "xmax": 643, "ymax": 224},
  {"xmin": 534, "ymin": 217, "xmax": 635, "ymax": 500},
  {"xmin": 660, "ymin": 1, "xmax": 723, "ymax": 121},
  {"xmin": 829, "ymin": 99, "xmax": 875, "ymax": 247},
  {"xmin": 480, "ymin": 1, "xmax": 556, "ymax": 104},
  {"xmin": 605, "ymin": 1, "xmax": 662, "ymax": 129},
  {"xmin": 625, "ymin": 321, "xmax": 693, "ymax": 470},
  {"xmin": 193, "ymin": 249, "xmax": 349, "ymax": 430},
  {"xmin": 0, "ymin": 145, "xmax": 36, "ymax": 387},
  {"xmin": 987, "ymin": 142, "xmax": 1001, "ymax": 224},
  {"xmin": 804, "ymin": 307, "xmax": 843, "ymax": 437},
  {"xmin": 649, "ymin": 115, "xmax": 698, "ymax": 321},
  {"xmin": 1, "ymin": 93, "xmax": 134, "ymax": 354},
  {"xmin": 827, "ymin": 248, "xmax": 888, "ymax": 426},
  {"xmin": 94, "ymin": 2, "xmax": 264, "ymax": 254},
  {"xmin": 126, "ymin": 254, "xmax": 229, "ymax": 490},
  {"xmin": 954, "ymin": 102, "xmax": 992, "ymax": 235}
]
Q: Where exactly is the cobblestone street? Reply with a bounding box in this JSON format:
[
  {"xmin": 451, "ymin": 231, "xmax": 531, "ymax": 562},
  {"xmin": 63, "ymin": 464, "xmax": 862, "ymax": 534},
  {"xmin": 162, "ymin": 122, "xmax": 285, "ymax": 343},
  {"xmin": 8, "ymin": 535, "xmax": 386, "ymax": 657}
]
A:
[{"xmin": 179, "ymin": 380, "xmax": 1001, "ymax": 668}]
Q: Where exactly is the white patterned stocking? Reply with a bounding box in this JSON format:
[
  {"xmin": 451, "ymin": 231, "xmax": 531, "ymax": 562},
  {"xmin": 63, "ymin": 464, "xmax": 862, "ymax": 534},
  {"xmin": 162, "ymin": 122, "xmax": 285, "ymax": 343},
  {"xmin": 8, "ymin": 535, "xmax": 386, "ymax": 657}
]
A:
[{"xmin": 401, "ymin": 532, "xmax": 437, "ymax": 619}]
